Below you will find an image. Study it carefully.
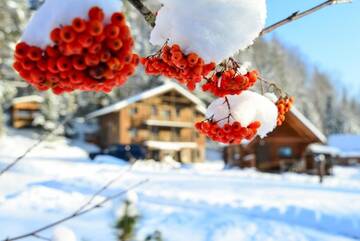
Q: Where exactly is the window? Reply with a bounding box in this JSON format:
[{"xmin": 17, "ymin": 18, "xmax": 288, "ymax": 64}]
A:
[
  {"xmin": 151, "ymin": 105, "xmax": 158, "ymax": 116},
  {"xmin": 129, "ymin": 107, "xmax": 138, "ymax": 115},
  {"xmin": 129, "ymin": 128, "xmax": 138, "ymax": 139},
  {"xmin": 163, "ymin": 110, "xmax": 171, "ymax": 119},
  {"xmin": 175, "ymin": 105, "xmax": 182, "ymax": 117},
  {"xmin": 172, "ymin": 128, "xmax": 181, "ymax": 140},
  {"xmin": 151, "ymin": 126, "xmax": 159, "ymax": 139},
  {"xmin": 278, "ymin": 147, "xmax": 293, "ymax": 158}
]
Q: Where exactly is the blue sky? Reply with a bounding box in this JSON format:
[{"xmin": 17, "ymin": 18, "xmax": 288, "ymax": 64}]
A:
[{"xmin": 265, "ymin": 0, "xmax": 360, "ymax": 95}]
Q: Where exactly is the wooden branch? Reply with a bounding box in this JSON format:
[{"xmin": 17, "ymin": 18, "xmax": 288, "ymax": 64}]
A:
[
  {"xmin": 259, "ymin": 0, "xmax": 347, "ymax": 36},
  {"xmin": 0, "ymin": 115, "xmax": 73, "ymax": 178},
  {"xmin": 126, "ymin": 0, "xmax": 349, "ymax": 40},
  {"xmin": 3, "ymin": 179, "xmax": 148, "ymax": 241},
  {"xmin": 126, "ymin": 0, "xmax": 156, "ymax": 27}
]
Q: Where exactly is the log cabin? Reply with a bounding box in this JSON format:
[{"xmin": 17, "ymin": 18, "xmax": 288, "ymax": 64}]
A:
[
  {"xmin": 86, "ymin": 82, "xmax": 206, "ymax": 163},
  {"xmin": 11, "ymin": 95, "xmax": 44, "ymax": 129},
  {"xmin": 224, "ymin": 108, "xmax": 336, "ymax": 174}
]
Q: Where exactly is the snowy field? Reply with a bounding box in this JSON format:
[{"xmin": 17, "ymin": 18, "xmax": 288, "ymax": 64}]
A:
[{"xmin": 0, "ymin": 130, "xmax": 360, "ymax": 241}]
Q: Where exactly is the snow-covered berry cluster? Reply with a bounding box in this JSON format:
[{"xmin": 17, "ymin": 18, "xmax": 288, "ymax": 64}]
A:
[
  {"xmin": 202, "ymin": 68, "xmax": 258, "ymax": 97},
  {"xmin": 13, "ymin": 7, "xmax": 138, "ymax": 94},
  {"xmin": 141, "ymin": 44, "xmax": 216, "ymax": 91},
  {"xmin": 195, "ymin": 120, "xmax": 261, "ymax": 144},
  {"xmin": 276, "ymin": 96, "xmax": 294, "ymax": 126}
]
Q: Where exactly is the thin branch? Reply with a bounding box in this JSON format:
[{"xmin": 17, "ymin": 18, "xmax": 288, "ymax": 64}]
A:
[
  {"xmin": 75, "ymin": 162, "xmax": 136, "ymax": 214},
  {"xmin": 0, "ymin": 115, "xmax": 73, "ymax": 178},
  {"xmin": 126, "ymin": 0, "xmax": 156, "ymax": 27},
  {"xmin": 259, "ymin": 0, "xmax": 350, "ymax": 36},
  {"xmin": 31, "ymin": 234, "xmax": 51, "ymax": 241},
  {"xmin": 3, "ymin": 179, "xmax": 149, "ymax": 241}
]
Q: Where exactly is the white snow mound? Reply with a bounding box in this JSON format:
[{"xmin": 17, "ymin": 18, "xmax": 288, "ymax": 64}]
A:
[
  {"xmin": 53, "ymin": 226, "xmax": 77, "ymax": 241},
  {"xmin": 150, "ymin": 0, "xmax": 267, "ymax": 63},
  {"xmin": 21, "ymin": 0, "xmax": 123, "ymax": 48},
  {"xmin": 206, "ymin": 91, "xmax": 278, "ymax": 138}
]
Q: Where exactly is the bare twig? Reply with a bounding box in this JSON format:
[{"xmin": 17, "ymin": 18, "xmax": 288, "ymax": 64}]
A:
[
  {"xmin": 3, "ymin": 179, "xmax": 149, "ymax": 241},
  {"xmin": 0, "ymin": 115, "xmax": 73, "ymax": 178},
  {"xmin": 31, "ymin": 234, "xmax": 51, "ymax": 241},
  {"xmin": 126, "ymin": 0, "xmax": 350, "ymax": 39},
  {"xmin": 75, "ymin": 162, "xmax": 136, "ymax": 214},
  {"xmin": 126, "ymin": 0, "xmax": 156, "ymax": 27},
  {"xmin": 259, "ymin": 0, "xmax": 350, "ymax": 36}
]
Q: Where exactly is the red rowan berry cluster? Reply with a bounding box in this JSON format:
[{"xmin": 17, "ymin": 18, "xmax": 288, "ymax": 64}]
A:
[
  {"xmin": 195, "ymin": 120, "xmax": 261, "ymax": 144},
  {"xmin": 13, "ymin": 7, "xmax": 139, "ymax": 94},
  {"xmin": 141, "ymin": 44, "xmax": 216, "ymax": 91},
  {"xmin": 202, "ymin": 58, "xmax": 258, "ymax": 97},
  {"xmin": 276, "ymin": 96, "xmax": 294, "ymax": 126}
]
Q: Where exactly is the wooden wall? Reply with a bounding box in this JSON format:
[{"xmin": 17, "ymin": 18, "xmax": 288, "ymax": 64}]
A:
[
  {"xmin": 11, "ymin": 101, "xmax": 42, "ymax": 128},
  {"xmin": 98, "ymin": 89, "xmax": 206, "ymax": 162}
]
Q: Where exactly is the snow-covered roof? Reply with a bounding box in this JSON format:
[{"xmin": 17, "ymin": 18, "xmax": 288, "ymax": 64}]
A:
[
  {"xmin": 87, "ymin": 82, "xmax": 206, "ymax": 119},
  {"xmin": 329, "ymin": 134, "xmax": 360, "ymax": 158},
  {"xmin": 307, "ymin": 143, "xmax": 340, "ymax": 156},
  {"xmin": 290, "ymin": 107, "xmax": 327, "ymax": 143},
  {"xmin": 12, "ymin": 95, "xmax": 44, "ymax": 104}
]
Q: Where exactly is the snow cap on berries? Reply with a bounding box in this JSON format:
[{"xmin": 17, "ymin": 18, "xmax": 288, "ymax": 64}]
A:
[
  {"xmin": 21, "ymin": 0, "xmax": 123, "ymax": 48},
  {"xmin": 150, "ymin": 0, "xmax": 267, "ymax": 63},
  {"xmin": 206, "ymin": 91, "xmax": 278, "ymax": 138}
]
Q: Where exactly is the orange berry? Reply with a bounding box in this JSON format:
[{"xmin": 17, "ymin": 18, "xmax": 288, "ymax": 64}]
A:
[
  {"xmin": 111, "ymin": 12, "xmax": 126, "ymax": 26},
  {"xmin": 21, "ymin": 59, "xmax": 35, "ymax": 70},
  {"xmin": 88, "ymin": 7, "xmax": 105, "ymax": 21},
  {"xmin": 45, "ymin": 46, "xmax": 60, "ymax": 58},
  {"xmin": 88, "ymin": 43, "xmax": 102, "ymax": 54},
  {"xmin": 13, "ymin": 61, "xmax": 23, "ymax": 72},
  {"xmin": 72, "ymin": 56, "xmax": 87, "ymax": 70},
  {"xmin": 60, "ymin": 26, "xmax": 76, "ymax": 43},
  {"xmin": 50, "ymin": 28, "xmax": 61, "ymax": 43},
  {"xmin": 57, "ymin": 57, "xmax": 72, "ymax": 72},
  {"xmin": 47, "ymin": 59, "xmax": 59, "ymax": 73},
  {"xmin": 105, "ymin": 24, "xmax": 120, "ymax": 39},
  {"xmin": 27, "ymin": 47, "xmax": 42, "ymax": 61},
  {"xmin": 171, "ymin": 44, "xmax": 181, "ymax": 53},
  {"xmin": 72, "ymin": 18, "xmax": 87, "ymax": 32},
  {"xmin": 247, "ymin": 70, "xmax": 258, "ymax": 83},
  {"xmin": 78, "ymin": 33, "xmax": 94, "ymax": 48},
  {"xmin": 88, "ymin": 20, "xmax": 104, "ymax": 36},
  {"xmin": 36, "ymin": 59, "xmax": 47, "ymax": 72},
  {"xmin": 30, "ymin": 69, "xmax": 46, "ymax": 83},
  {"xmin": 248, "ymin": 121, "xmax": 261, "ymax": 130},
  {"xmin": 107, "ymin": 39, "xmax": 123, "ymax": 51},
  {"xmin": 100, "ymin": 50, "xmax": 112, "ymax": 62},
  {"xmin": 171, "ymin": 51, "xmax": 183, "ymax": 63},
  {"xmin": 187, "ymin": 53, "xmax": 199, "ymax": 65},
  {"xmin": 107, "ymin": 58, "xmax": 121, "ymax": 70},
  {"xmin": 15, "ymin": 42, "xmax": 30, "ymax": 60},
  {"xmin": 85, "ymin": 53, "xmax": 100, "ymax": 66},
  {"xmin": 131, "ymin": 54, "xmax": 140, "ymax": 65}
]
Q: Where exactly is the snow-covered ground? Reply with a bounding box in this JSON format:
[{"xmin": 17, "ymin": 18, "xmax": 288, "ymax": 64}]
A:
[{"xmin": 1, "ymin": 130, "xmax": 360, "ymax": 241}]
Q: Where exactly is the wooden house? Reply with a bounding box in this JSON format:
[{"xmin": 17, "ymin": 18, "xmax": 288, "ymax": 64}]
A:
[
  {"xmin": 329, "ymin": 135, "xmax": 360, "ymax": 165},
  {"xmin": 224, "ymin": 108, "xmax": 336, "ymax": 173},
  {"xmin": 86, "ymin": 82, "xmax": 206, "ymax": 163},
  {"xmin": 11, "ymin": 95, "xmax": 44, "ymax": 128}
]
